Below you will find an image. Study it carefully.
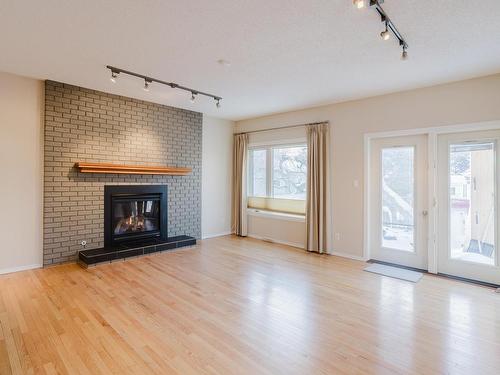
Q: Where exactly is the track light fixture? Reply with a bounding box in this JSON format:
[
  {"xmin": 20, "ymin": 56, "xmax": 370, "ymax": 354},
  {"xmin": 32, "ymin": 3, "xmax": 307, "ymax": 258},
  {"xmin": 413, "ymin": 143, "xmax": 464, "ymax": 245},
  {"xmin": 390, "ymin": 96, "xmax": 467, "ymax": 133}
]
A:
[
  {"xmin": 143, "ymin": 79, "xmax": 152, "ymax": 92},
  {"xmin": 106, "ymin": 65, "xmax": 223, "ymax": 108},
  {"xmin": 354, "ymin": 0, "xmax": 408, "ymax": 59},
  {"xmin": 353, "ymin": 0, "xmax": 365, "ymax": 9},
  {"xmin": 380, "ymin": 23, "xmax": 390, "ymax": 41},
  {"xmin": 190, "ymin": 92, "xmax": 197, "ymax": 103},
  {"xmin": 401, "ymin": 46, "xmax": 408, "ymax": 61},
  {"xmin": 110, "ymin": 70, "xmax": 119, "ymax": 83}
]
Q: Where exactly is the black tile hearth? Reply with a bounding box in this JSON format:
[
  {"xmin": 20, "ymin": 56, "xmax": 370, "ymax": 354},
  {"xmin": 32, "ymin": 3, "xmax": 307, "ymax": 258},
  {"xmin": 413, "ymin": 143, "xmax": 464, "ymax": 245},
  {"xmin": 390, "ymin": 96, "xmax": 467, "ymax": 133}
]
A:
[{"xmin": 78, "ymin": 236, "xmax": 196, "ymax": 267}]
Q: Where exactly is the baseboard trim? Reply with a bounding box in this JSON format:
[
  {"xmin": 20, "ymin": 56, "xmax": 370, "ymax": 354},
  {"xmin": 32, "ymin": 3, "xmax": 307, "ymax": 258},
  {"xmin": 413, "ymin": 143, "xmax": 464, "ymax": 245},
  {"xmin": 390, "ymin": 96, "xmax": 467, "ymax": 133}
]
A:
[
  {"xmin": 0, "ymin": 264, "xmax": 42, "ymax": 275},
  {"xmin": 331, "ymin": 251, "xmax": 367, "ymax": 262},
  {"xmin": 202, "ymin": 231, "xmax": 233, "ymax": 240},
  {"xmin": 247, "ymin": 234, "xmax": 305, "ymax": 250}
]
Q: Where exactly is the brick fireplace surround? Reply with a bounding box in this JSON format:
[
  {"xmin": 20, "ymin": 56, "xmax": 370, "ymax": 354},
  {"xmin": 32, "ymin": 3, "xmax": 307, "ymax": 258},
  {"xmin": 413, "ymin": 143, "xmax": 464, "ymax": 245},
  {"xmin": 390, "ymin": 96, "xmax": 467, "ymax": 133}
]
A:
[{"xmin": 43, "ymin": 81, "xmax": 202, "ymax": 265}]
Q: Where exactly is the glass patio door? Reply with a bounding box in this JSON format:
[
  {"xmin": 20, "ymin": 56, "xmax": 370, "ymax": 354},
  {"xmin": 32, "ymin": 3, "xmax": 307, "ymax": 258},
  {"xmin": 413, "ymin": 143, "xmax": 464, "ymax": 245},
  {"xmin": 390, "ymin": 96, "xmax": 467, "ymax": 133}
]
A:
[
  {"xmin": 437, "ymin": 130, "xmax": 500, "ymax": 285},
  {"xmin": 370, "ymin": 135, "xmax": 428, "ymax": 270}
]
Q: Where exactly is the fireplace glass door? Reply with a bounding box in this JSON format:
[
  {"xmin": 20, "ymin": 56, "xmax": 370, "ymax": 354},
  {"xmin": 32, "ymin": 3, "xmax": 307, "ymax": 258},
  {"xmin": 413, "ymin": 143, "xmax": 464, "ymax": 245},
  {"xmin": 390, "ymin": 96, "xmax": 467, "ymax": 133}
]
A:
[{"xmin": 111, "ymin": 195, "xmax": 161, "ymax": 242}]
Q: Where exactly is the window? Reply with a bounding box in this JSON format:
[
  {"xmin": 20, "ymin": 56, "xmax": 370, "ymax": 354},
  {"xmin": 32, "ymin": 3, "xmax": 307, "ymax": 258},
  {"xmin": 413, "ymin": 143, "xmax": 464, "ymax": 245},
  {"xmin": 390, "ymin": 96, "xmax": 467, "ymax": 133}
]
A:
[
  {"xmin": 448, "ymin": 142, "xmax": 495, "ymax": 265},
  {"xmin": 381, "ymin": 146, "xmax": 415, "ymax": 252},
  {"xmin": 272, "ymin": 146, "xmax": 307, "ymax": 199},
  {"xmin": 248, "ymin": 144, "xmax": 307, "ymax": 214},
  {"xmin": 250, "ymin": 149, "xmax": 267, "ymax": 197}
]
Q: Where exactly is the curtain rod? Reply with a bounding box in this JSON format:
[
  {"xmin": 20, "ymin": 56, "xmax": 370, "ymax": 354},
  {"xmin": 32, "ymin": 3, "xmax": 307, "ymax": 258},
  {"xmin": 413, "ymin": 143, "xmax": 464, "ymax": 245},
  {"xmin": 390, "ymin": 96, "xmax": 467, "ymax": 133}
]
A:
[{"xmin": 234, "ymin": 122, "xmax": 327, "ymax": 135}]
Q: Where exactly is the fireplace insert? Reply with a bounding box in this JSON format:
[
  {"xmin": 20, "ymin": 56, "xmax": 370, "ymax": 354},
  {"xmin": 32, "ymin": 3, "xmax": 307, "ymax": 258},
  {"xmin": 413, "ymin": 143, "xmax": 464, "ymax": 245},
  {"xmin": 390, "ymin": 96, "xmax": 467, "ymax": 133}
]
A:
[{"xmin": 104, "ymin": 185, "xmax": 168, "ymax": 247}]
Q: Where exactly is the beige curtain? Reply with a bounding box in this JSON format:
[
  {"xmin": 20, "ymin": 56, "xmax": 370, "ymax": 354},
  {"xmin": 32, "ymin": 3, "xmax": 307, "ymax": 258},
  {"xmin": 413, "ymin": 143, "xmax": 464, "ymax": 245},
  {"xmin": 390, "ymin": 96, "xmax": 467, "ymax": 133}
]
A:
[
  {"xmin": 232, "ymin": 133, "xmax": 249, "ymax": 236},
  {"xmin": 306, "ymin": 123, "xmax": 330, "ymax": 253}
]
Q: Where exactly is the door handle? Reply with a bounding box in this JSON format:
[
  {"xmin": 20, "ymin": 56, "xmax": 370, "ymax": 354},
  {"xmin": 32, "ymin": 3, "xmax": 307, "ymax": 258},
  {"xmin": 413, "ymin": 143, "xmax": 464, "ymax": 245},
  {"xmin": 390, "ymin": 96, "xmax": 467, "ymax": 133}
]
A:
[{"xmin": 422, "ymin": 210, "xmax": 428, "ymax": 217}]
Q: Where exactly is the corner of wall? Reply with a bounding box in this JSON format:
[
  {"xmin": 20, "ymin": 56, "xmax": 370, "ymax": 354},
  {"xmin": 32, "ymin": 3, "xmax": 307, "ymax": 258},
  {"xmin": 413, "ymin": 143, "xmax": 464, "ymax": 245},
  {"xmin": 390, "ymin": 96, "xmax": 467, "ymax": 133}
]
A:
[{"xmin": 201, "ymin": 115, "xmax": 234, "ymax": 239}]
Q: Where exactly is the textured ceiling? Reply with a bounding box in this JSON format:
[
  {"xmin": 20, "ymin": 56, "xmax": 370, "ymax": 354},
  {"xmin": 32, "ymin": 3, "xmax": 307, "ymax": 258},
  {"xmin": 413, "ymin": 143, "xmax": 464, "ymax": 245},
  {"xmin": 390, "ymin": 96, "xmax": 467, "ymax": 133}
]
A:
[{"xmin": 1, "ymin": 0, "xmax": 499, "ymax": 120}]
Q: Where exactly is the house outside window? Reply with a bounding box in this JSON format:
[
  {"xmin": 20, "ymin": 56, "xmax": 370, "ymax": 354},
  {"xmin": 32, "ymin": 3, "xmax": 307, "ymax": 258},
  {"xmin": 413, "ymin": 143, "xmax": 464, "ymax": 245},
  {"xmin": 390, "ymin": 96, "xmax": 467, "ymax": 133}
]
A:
[{"xmin": 248, "ymin": 144, "xmax": 307, "ymax": 215}]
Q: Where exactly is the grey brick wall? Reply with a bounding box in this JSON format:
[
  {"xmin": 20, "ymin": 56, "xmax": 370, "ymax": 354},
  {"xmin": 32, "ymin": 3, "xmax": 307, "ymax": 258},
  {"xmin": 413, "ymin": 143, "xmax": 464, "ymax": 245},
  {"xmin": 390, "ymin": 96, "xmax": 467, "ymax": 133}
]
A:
[{"xmin": 44, "ymin": 81, "xmax": 202, "ymax": 265}]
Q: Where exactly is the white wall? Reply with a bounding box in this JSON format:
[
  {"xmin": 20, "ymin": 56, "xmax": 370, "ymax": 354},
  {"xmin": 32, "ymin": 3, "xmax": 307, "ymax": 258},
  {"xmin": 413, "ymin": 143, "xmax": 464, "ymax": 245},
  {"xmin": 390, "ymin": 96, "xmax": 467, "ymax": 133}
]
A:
[
  {"xmin": 202, "ymin": 115, "xmax": 234, "ymax": 238},
  {"xmin": 236, "ymin": 73, "xmax": 500, "ymax": 259},
  {"xmin": 247, "ymin": 211, "xmax": 305, "ymax": 249},
  {"xmin": 0, "ymin": 72, "xmax": 44, "ymax": 273}
]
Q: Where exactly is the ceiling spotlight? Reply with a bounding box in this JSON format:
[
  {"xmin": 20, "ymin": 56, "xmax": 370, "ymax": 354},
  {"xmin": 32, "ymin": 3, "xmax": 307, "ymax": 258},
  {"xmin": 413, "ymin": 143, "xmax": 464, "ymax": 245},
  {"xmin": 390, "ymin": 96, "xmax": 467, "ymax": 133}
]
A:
[
  {"xmin": 401, "ymin": 46, "xmax": 408, "ymax": 61},
  {"xmin": 380, "ymin": 24, "xmax": 390, "ymax": 41},
  {"xmin": 190, "ymin": 92, "xmax": 197, "ymax": 103},
  {"xmin": 143, "ymin": 79, "xmax": 151, "ymax": 92},
  {"xmin": 353, "ymin": 0, "xmax": 365, "ymax": 9},
  {"xmin": 215, "ymin": 99, "xmax": 221, "ymax": 109},
  {"xmin": 110, "ymin": 71, "xmax": 119, "ymax": 83}
]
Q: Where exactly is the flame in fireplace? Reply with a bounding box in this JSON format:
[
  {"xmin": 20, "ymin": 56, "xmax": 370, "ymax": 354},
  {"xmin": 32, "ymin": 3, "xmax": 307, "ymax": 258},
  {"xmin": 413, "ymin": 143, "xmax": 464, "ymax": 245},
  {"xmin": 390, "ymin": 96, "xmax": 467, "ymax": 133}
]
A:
[{"xmin": 112, "ymin": 198, "xmax": 160, "ymax": 236}]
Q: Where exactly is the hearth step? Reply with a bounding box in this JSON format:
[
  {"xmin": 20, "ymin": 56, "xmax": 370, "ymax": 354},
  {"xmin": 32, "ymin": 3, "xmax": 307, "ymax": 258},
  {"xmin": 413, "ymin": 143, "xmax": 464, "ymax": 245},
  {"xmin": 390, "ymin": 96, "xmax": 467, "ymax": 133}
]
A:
[{"xmin": 78, "ymin": 236, "xmax": 197, "ymax": 267}]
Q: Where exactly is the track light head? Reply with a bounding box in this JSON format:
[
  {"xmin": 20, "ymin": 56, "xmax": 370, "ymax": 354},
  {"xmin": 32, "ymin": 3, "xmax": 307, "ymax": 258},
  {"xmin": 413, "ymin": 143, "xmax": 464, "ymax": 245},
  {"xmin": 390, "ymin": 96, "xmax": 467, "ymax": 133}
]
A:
[
  {"xmin": 190, "ymin": 92, "xmax": 197, "ymax": 103},
  {"xmin": 401, "ymin": 47, "xmax": 408, "ymax": 61},
  {"xmin": 380, "ymin": 23, "xmax": 390, "ymax": 40},
  {"xmin": 143, "ymin": 79, "xmax": 151, "ymax": 92},
  {"xmin": 110, "ymin": 70, "xmax": 119, "ymax": 83},
  {"xmin": 215, "ymin": 99, "xmax": 221, "ymax": 109},
  {"xmin": 353, "ymin": 0, "xmax": 365, "ymax": 9}
]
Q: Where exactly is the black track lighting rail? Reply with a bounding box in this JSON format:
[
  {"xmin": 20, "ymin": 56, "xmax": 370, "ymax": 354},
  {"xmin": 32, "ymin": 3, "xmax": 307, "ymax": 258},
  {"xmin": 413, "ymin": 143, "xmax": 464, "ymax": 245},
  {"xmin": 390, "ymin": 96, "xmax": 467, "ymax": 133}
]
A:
[
  {"xmin": 106, "ymin": 65, "xmax": 222, "ymax": 104},
  {"xmin": 371, "ymin": 0, "xmax": 408, "ymax": 49}
]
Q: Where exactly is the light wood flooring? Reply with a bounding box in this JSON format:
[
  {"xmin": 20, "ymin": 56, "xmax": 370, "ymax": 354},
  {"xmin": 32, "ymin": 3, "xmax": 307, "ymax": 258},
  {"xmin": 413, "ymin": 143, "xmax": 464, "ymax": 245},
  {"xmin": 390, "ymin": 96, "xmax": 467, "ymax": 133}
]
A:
[{"xmin": 1, "ymin": 235, "xmax": 500, "ymax": 374}]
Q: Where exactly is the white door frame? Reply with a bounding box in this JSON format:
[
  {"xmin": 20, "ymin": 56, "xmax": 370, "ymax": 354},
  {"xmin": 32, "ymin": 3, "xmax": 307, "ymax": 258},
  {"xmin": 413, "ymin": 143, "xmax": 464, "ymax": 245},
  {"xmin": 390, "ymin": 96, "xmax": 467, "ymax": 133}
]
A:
[{"xmin": 364, "ymin": 120, "xmax": 500, "ymax": 273}]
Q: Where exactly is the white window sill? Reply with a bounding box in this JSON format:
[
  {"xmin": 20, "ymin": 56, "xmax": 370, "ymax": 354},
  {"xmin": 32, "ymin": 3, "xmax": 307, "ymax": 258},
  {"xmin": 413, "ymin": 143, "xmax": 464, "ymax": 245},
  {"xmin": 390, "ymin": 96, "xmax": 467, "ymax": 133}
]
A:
[{"xmin": 246, "ymin": 208, "xmax": 305, "ymax": 222}]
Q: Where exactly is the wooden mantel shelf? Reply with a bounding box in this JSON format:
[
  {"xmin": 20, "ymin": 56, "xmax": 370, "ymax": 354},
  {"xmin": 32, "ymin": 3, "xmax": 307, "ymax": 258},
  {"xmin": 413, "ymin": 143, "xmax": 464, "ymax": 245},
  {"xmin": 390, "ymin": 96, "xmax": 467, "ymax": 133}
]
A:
[{"xmin": 74, "ymin": 162, "xmax": 192, "ymax": 176}]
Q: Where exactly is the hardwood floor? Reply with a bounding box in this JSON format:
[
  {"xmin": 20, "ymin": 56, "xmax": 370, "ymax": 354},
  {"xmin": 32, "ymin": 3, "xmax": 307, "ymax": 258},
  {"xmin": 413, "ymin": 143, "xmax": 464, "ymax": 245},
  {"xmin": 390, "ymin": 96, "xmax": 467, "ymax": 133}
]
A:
[{"xmin": 1, "ymin": 236, "xmax": 500, "ymax": 374}]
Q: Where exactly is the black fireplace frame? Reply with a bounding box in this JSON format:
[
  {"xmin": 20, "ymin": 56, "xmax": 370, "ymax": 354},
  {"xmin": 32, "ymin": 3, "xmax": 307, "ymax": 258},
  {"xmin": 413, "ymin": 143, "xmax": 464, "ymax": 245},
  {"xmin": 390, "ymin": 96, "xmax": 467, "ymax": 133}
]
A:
[{"xmin": 104, "ymin": 185, "xmax": 168, "ymax": 247}]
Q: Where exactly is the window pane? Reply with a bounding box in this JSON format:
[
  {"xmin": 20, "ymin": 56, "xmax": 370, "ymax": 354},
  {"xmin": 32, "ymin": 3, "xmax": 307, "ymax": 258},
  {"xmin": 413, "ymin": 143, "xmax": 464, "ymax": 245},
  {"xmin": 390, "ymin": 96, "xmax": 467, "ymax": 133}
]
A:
[
  {"xmin": 272, "ymin": 146, "xmax": 307, "ymax": 200},
  {"xmin": 251, "ymin": 149, "xmax": 267, "ymax": 197},
  {"xmin": 381, "ymin": 147, "xmax": 415, "ymax": 252},
  {"xmin": 449, "ymin": 142, "xmax": 495, "ymax": 265}
]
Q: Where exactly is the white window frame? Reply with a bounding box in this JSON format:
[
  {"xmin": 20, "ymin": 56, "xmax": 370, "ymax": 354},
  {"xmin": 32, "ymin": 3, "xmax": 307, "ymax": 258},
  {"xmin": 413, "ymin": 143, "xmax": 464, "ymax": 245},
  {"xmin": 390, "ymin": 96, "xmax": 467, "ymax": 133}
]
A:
[{"xmin": 248, "ymin": 142, "xmax": 308, "ymax": 200}]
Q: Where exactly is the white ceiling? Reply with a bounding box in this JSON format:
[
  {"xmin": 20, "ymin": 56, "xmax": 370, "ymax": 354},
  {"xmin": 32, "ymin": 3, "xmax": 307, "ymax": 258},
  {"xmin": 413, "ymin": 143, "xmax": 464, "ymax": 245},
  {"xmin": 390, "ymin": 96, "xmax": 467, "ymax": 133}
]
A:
[{"xmin": 1, "ymin": 0, "xmax": 499, "ymax": 121}]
